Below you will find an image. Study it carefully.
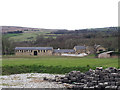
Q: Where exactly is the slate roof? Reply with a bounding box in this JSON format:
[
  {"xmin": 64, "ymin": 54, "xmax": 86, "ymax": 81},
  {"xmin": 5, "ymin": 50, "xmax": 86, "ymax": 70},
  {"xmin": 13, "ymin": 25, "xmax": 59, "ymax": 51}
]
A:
[
  {"xmin": 15, "ymin": 47, "xmax": 53, "ymax": 50},
  {"xmin": 99, "ymin": 51, "xmax": 114, "ymax": 54},
  {"xmin": 53, "ymin": 49, "xmax": 75, "ymax": 53},
  {"xmin": 74, "ymin": 46, "xmax": 86, "ymax": 50}
]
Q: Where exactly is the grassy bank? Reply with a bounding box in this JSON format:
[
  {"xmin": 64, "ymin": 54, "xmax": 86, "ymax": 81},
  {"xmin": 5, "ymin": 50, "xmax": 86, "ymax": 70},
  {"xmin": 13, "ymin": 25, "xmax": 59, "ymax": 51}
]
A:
[{"xmin": 2, "ymin": 55, "xmax": 118, "ymax": 75}]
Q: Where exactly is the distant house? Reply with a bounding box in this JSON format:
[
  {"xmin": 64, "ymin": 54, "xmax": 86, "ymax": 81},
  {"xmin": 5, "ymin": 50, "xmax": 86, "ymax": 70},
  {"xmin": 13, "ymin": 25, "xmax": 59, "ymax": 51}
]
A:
[{"xmin": 15, "ymin": 47, "xmax": 53, "ymax": 56}]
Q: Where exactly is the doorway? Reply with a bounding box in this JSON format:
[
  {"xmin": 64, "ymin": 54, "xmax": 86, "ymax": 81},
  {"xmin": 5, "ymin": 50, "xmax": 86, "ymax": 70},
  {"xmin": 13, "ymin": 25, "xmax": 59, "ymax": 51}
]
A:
[{"xmin": 34, "ymin": 51, "xmax": 37, "ymax": 55}]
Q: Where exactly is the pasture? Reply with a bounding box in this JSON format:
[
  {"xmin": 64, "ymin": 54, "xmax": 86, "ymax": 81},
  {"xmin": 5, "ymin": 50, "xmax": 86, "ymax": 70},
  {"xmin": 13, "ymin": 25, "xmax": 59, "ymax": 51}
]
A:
[
  {"xmin": 2, "ymin": 55, "xmax": 118, "ymax": 67},
  {"xmin": 3, "ymin": 32, "xmax": 60, "ymax": 41},
  {"xmin": 2, "ymin": 55, "xmax": 118, "ymax": 75}
]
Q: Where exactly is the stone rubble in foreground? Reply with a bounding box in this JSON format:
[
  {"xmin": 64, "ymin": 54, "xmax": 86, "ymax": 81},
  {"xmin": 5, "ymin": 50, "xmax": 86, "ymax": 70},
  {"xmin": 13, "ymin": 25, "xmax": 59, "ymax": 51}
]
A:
[
  {"xmin": 1, "ymin": 67, "xmax": 120, "ymax": 89},
  {"xmin": 45, "ymin": 67, "xmax": 120, "ymax": 90},
  {"xmin": 0, "ymin": 73, "xmax": 66, "ymax": 88}
]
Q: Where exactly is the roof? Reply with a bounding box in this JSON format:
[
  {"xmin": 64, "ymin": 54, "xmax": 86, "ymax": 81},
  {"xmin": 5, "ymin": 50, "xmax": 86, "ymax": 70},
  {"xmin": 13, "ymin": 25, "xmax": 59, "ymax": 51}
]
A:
[
  {"xmin": 15, "ymin": 47, "xmax": 53, "ymax": 50},
  {"xmin": 99, "ymin": 51, "xmax": 114, "ymax": 54},
  {"xmin": 53, "ymin": 49, "xmax": 75, "ymax": 53},
  {"xmin": 74, "ymin": 46, "xmax": 86, "ymax": 50},
  {"xmin": 95, "ymin": 45, "xmax": 101, "ymax": 49},
  {"xmin": 95, "ymin": 45, "xmax": 104, "ymax": 49}
]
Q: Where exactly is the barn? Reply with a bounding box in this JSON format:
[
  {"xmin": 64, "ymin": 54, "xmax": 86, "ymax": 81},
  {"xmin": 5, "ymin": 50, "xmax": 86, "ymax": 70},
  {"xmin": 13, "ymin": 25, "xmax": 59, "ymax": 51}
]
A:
[
  {"xmin": 53, "ymin": 49, "xmax": 75, "ymax": 56},
  {"xmin": 97, "ymin": 51, "xmax": 117, "ymax": 58},
  {"xmin": 15, "ymin": 47, "xmax": 53, "ymax": 56}
]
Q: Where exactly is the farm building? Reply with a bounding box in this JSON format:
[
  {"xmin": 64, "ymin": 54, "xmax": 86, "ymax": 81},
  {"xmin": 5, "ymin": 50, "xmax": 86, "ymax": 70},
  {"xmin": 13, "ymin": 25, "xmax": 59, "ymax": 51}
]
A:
[
  {"xmin": 74, "ymin": 46, "xmax": 92, "ymax": 54},
  {"xmin": 74, "ymin": 46, "xmax": 86, "ymax": 54},
  {"xmin": 95, "ymin": 45, "xmax": 106, "ymax": 53},
  {"xmin": 15, "ymin": 45, "xmax": 101, "ymax": 56},
  {"xmin": 53, "ymin": 49, "xmax": 75, "ymax": 56},
  {"xmin": 97, "ymin": 51, "xmax": 118, "ymax": 58},
  {"xmin": 15, "ymin": 47, "xmax": 53, "ymax": 56}
]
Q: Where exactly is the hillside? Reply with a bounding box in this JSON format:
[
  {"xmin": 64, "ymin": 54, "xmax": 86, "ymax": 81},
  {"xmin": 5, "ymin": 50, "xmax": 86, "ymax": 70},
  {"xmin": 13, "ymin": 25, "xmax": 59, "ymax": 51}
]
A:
[{"xmin": 2, "ymin": 26, "xmax": 61, "ymax": 33}]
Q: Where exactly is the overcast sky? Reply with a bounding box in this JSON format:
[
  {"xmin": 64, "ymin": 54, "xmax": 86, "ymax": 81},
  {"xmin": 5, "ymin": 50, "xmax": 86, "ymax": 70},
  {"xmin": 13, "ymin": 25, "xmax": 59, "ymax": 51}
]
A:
[{"xmin": 0, "ymin": 0, "xmax": 119, "ymax": 30}]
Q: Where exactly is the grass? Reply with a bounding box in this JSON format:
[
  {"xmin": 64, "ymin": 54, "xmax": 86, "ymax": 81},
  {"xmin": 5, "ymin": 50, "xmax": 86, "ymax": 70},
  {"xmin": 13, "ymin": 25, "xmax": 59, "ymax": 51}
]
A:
[
  {"xmin": 9, "ymin": 31, "xmax": 49, "ymax": 41},
  {"xmin": 3, "ymin": 33, "xmax": 22, "ymax": 38},
  {"xmin": 2, "ymin": 55, "xmax": 119, "ymax": 75},
  {"xmin": 3, "ymin": 31, "xmax": 50, "ymax": 41},
  {"xmin": 3, "ymin": 31, "xmax": 61, "ymax": 41},
  {"xmin": 2, "ymin": 56, "xmax": 118, "ymax": 67}
]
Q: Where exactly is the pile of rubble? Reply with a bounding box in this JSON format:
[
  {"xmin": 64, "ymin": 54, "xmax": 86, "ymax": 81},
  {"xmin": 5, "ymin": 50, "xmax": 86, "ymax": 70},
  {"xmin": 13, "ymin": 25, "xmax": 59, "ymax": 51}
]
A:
[{"xmin": 44, "ymin": 67, "xmax": 120, "ymax": 89}]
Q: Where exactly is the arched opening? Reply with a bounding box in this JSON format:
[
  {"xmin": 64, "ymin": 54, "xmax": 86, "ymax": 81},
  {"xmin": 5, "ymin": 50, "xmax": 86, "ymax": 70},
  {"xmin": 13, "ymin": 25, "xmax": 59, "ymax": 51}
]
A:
[{"xmin": 34, "ymin": 51, "xmax": 37, "ymax": 55}]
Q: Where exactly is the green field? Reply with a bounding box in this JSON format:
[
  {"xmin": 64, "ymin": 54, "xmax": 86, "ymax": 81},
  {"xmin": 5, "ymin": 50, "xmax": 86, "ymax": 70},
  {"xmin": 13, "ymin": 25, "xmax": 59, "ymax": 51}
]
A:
[
  {"xmin": 2, "ymin": 55, "xmax": 118, "ymax": 75},
  {"xmin": 3, "ymin": 32, "xmax": 61, "ymax": 41},
  {"xmin": 2, "ymin": 56, "xmax": 118, "ymax": 67},
  {"xmin": 3, "ymin": 31, "xmax": 49, "ymax": 41}
]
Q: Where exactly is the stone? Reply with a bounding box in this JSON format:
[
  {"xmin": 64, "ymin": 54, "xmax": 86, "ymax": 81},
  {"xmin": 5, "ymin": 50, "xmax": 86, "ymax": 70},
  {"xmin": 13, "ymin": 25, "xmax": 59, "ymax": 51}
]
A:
[
  {"xmin": 63, "ymin": 78, "xmax": 69, "ymax": 83},
  {"xmin": 104, "ymin": 82, "xmax": 109, "ymax": 86},
  {"xmin": 52, "ymin": 67, "xmax": 120, "ymax": 89},
  {"xmin": 96, "ymin": 67, "xmax": 103, "ymax": 70}
]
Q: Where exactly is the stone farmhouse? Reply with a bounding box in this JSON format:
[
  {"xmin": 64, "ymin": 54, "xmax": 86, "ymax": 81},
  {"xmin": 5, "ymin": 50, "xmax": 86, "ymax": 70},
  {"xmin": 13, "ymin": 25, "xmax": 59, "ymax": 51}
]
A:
[{"xmin": 15, "ymin": 45, "xmax": 106, "ymax": 56}]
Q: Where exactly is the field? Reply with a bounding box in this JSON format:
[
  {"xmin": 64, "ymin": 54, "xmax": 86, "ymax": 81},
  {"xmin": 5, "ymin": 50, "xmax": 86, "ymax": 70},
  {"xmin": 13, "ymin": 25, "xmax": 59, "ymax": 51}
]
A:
[
  {"xmin": 2, "ymin": 55, "xmax": 119, "ymax": 75},
  {"xmin": 3, "ymin": 31, "xmax": 60, "ymax": 41}
]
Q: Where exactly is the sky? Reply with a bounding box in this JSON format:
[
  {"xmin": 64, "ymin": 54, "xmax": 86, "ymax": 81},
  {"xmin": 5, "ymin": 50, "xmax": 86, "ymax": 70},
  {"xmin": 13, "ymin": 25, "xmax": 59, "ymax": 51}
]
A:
[{"xmin": 0, "ymin": 0, "xmax": 119, "ymax": 30}]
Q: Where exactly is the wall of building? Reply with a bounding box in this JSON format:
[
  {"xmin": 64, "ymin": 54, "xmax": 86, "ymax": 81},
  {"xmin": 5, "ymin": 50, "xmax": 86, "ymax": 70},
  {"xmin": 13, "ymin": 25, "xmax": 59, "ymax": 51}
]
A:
[
  {"xmin": 75, "ymin": 49, "xmax": 86, "ymax": 54},
  {"xmin": 53, "ymin": 52, "xmax": 74, "ymax": 56},
  {"xmin": 98, "ymin": 53, "xmax": 110, "ymax": 58},
  {"xmin": 15, "ymin": 49, "xmax": 53, "ymax": 56},
  {"xmin": 37, "ymin": 50, "xmax": 53, "ymax": 56}
]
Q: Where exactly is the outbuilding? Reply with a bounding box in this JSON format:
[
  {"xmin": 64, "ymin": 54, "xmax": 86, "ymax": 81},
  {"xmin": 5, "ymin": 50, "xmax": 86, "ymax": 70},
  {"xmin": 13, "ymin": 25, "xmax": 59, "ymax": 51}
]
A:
[
  {"xmin": 98, "ymin": 51, "xmax": 115, "ymax": 58},
  {"xmin": 15, "ymin": 47, "xmax": 53, "ymax": 56},
  {"xmin": 53, "ymin": 49, "xmax": 75, "ymax": 56}
]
